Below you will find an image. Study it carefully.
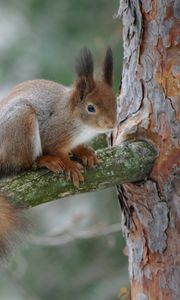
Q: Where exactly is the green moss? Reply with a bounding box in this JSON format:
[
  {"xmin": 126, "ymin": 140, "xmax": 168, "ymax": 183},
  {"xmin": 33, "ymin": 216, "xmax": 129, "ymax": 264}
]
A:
[{"xmin": 0, "ymin": 141, "xmax": 157, "ymax": 207}]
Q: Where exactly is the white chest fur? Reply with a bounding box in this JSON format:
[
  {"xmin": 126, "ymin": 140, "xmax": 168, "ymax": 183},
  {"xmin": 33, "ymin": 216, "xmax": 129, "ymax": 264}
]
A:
[
  {"xmin": 70, "ymin": 125, "xmax": 98, "ymax": 149},
  {"xmin": 33, "ymin": 119, "xmax": 42, "ymax": 159}
]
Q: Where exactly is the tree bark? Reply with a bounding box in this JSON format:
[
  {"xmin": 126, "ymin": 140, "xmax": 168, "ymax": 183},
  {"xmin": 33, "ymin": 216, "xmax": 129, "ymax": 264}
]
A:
[{"xmin": 115, "ymin": 1, "xmax": 180, "ymax": 299}]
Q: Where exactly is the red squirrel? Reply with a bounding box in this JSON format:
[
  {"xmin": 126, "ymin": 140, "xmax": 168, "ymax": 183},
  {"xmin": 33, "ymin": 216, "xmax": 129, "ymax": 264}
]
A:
[{"xmin": 0, "ymin": 47, "xmax": 116, "ymax": 258}]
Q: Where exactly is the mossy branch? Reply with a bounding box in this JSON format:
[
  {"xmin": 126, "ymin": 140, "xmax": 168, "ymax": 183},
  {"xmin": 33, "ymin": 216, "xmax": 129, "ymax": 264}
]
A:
[{"xmin": 0, "ymin": 141, "xmax": 157, "ymax": 208}]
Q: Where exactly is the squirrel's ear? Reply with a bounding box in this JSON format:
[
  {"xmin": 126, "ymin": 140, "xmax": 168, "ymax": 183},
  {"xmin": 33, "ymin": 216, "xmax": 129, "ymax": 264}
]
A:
[
  {"xmin": 75, "ymin": 47, "xmax": 95, "ymax": 99},
  {"xmin": 103, "ymin": 47, "xmax": 113, "ymax": 86}
]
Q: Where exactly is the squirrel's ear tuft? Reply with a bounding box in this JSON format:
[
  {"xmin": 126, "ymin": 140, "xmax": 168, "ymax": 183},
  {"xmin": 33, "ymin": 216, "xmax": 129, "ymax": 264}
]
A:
[
  {"xmin": 75, "ymin": 47, "xmax": 95, "ymax": 99},
  {"xmin": 103, "ymin": 47, "xmax": 113, "ymax": 86},
  {"xmin": 75, "ymin": 47, "xmax": 94, "ymax": 78}
]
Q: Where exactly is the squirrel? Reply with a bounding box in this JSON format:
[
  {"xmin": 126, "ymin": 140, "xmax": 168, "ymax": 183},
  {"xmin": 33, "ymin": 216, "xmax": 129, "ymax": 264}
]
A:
[{"xmin": 0, "ymin": 47, "xmax": 116, "ymax": 258}]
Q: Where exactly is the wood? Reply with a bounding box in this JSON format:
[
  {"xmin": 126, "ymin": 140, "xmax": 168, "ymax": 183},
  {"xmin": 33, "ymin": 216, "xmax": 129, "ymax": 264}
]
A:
[
  {"xmin": 115, "ymin": 0, "xmax": 180, "ymax": 299},
  {"xmin": 0, "ymin": 141, "xmax": 156, "ymax": 208}
]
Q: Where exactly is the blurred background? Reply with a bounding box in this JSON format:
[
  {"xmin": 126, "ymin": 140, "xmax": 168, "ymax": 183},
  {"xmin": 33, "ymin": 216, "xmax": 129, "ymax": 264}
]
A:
[{"xmin": 0, "ymin": 1, "xmax": 128, "ymax": 299}]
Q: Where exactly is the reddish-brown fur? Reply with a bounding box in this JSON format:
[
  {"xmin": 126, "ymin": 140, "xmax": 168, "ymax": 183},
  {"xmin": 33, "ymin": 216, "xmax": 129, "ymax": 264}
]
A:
[
  {"xmin": 0, "ymin": 47, "xmax": 117, "ymax": 258},
  {"xmin": 0, "ymin": 194, "xmax": 28, "ymax": 258}
]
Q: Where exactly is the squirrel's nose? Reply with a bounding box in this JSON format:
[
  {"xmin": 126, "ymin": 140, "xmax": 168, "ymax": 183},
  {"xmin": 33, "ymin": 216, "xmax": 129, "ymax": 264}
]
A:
[
  {"xmin": 108, "ymin": 119, "xmax": 116, "ymax": 129},
  {"xmin": 98, "ymin": 119, "xmax": 116, "ymax": 129}
]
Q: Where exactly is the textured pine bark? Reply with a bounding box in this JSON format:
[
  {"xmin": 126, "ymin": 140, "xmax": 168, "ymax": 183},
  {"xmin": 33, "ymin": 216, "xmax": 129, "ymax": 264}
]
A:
[{"xmin": 114, "ymin": 1, "xmax": 180, "ymax": 299}]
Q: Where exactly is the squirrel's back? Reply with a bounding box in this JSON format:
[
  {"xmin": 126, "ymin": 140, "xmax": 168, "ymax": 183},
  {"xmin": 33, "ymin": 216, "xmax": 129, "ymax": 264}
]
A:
[{"xmin": 0, "ymin": 79, "xmax": 70, "ymax": 109}]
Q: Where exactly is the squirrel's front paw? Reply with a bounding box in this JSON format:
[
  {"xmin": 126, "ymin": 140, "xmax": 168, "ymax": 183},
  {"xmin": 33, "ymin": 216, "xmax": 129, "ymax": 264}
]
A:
[
  {"xmin": 73, "ymin": 145, "xmax": 99, "ymax": 168},
  {"xmin": 64, "ymin": 160, "xmax": 84, "ymax": 188},
  {"xmin": 36, "ymin": 155, "xmax": 64, "ymax": 173},
  {"xmin": 37, "ymin": 155, "xmax": 84, "ymax": 187}
]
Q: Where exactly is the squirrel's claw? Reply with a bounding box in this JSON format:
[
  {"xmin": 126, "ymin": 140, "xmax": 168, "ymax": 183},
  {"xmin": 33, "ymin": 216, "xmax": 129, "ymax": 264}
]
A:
[
  {"xmin": 73, "ymin": 145, "xmax": 99, "ymax": 168},
  {"xmin": 64, "ymin": 161, "xmax": 84, "ymax": 188},
  {"xmin": 37, "ymin": 155, "xmax": 84, "ymax": 187}
]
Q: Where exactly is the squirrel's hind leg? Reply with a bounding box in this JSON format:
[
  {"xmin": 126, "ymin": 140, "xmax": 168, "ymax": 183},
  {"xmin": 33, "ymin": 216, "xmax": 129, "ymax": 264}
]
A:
[{"xmin": 0, "ymin": 104, "xmax": 42, "ymax": 173}]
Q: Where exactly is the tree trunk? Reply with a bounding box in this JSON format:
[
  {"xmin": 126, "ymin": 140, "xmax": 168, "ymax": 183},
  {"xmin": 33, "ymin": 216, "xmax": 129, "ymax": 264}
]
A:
[{"xmin": 114, "ymin": 1, "xmax": 180, "ymax": 299}]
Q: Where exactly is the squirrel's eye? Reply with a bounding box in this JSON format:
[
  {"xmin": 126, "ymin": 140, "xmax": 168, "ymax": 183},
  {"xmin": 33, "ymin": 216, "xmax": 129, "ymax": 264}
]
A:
[{"xmin": 87, "ymin": 104, "xmax": 96, "ymax": 113}]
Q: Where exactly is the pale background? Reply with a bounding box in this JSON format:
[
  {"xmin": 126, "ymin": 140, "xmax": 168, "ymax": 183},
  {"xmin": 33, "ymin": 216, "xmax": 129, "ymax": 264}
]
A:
[{"xmin": 0, "ymin": 1, "xmax": 128, "ymax": 299}]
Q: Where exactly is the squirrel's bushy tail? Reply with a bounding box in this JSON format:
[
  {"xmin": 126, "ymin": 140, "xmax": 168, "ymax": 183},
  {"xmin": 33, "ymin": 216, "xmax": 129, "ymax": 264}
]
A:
[{"xmin": 0, "ymin": 193, "xmax": 29, "ymax": 259}]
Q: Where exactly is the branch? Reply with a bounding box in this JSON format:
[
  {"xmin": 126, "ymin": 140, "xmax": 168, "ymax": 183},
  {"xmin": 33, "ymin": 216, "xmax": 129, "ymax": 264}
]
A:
[{"xmin": 0, "ymin": 141, "xmax": 157, "ymax": 208}]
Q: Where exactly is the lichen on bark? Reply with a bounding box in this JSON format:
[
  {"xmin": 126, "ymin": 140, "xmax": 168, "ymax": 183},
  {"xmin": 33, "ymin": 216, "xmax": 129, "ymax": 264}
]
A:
[{"xmin": 0, "ymin": 141, "xmax": 156, "ymax": 208}]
